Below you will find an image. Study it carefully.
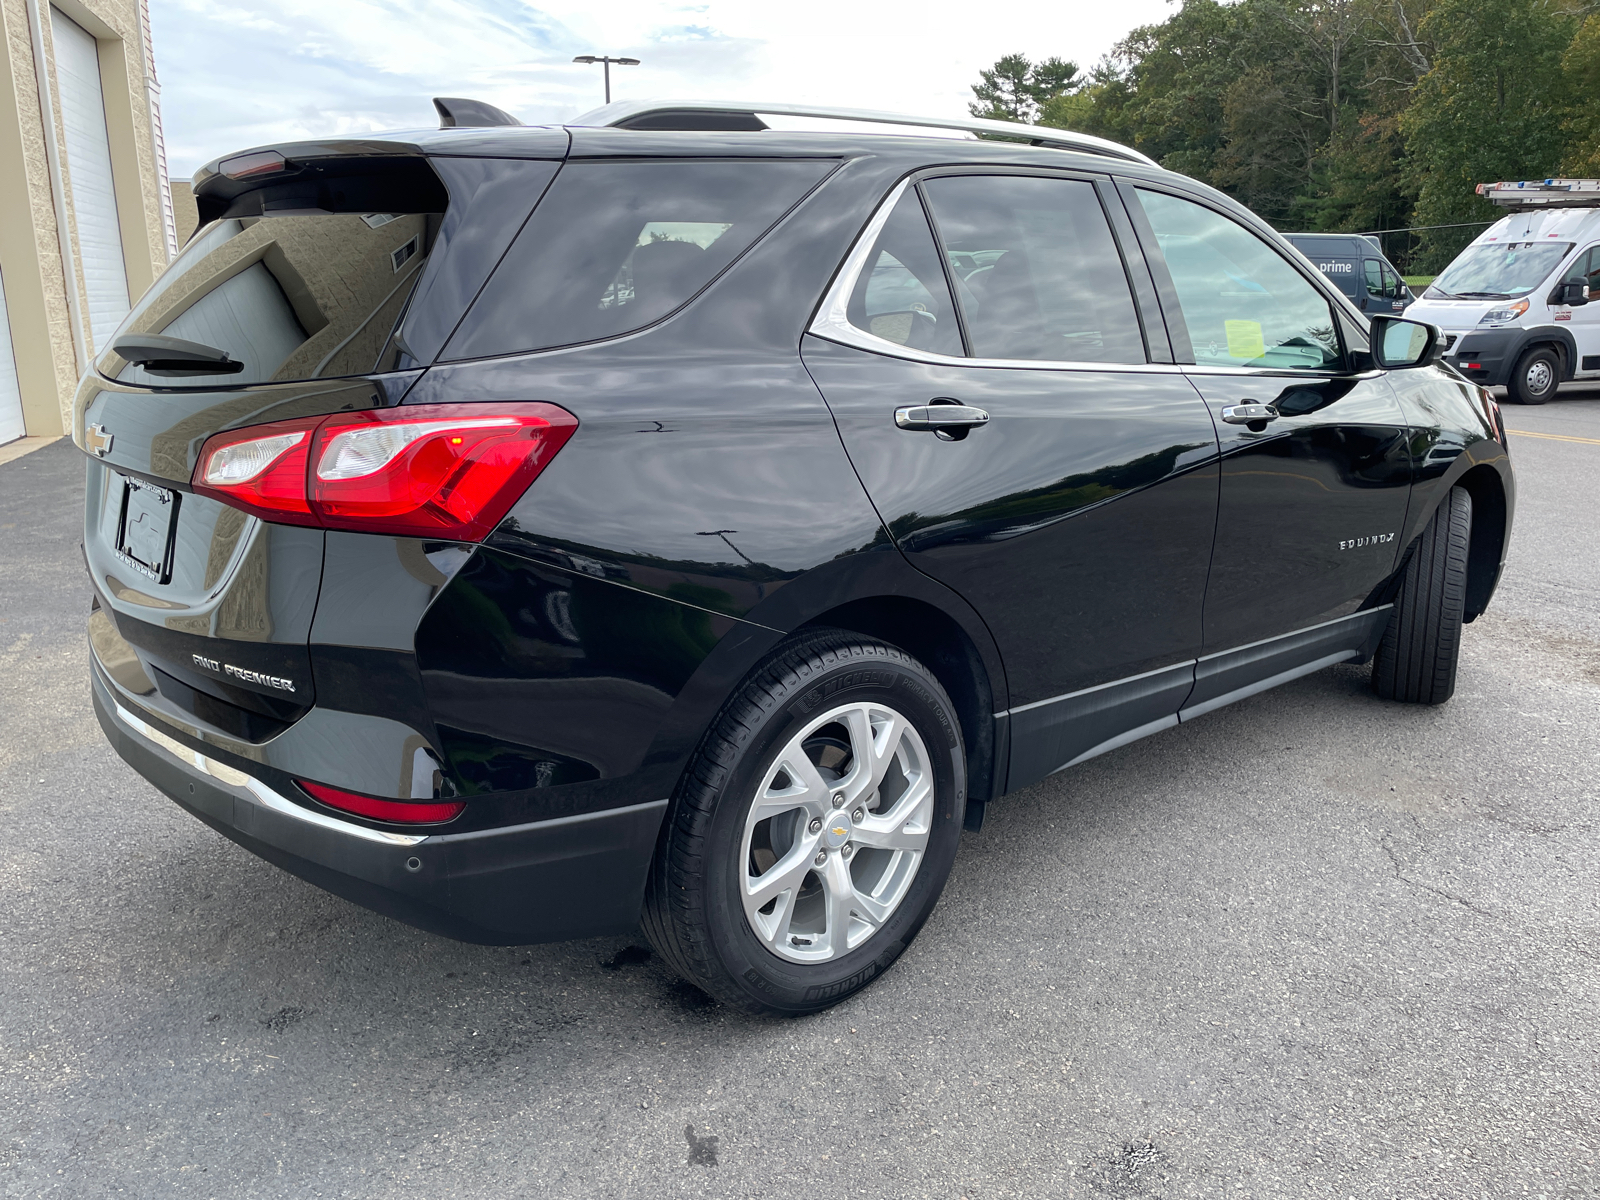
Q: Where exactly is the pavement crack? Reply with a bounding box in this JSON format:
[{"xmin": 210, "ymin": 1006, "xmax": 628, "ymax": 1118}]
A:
[{"xmin": 1377, "ymin": 835, "xmax": 1499, "ymax": 921}]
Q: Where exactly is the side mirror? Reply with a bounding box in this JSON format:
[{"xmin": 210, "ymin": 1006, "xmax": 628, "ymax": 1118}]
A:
[
  {"xmin": 1557, "ymin": 279, "xmax": 1589, "ymax": 306},
  {"xmin": 1369, "ymin": 316, "xmax": 1445, "ymax": 370}
]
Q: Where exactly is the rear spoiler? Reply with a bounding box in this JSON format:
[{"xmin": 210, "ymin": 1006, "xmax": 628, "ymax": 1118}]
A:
[{"xmin": 191, "ymin": 144, "xmax": 444, "ymax": 226}]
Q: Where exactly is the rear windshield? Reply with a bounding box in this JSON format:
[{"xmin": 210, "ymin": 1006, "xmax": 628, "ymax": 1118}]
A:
[
  {"xmin": 1427, "ymin": 241, "xmax": 1574, "ymax": 300},
  {"xmin": 100, "ymin": 176, "xmax": 446, "ymax": 387},
  {"xmin": 442, "ymin": 158, "xmax": 834, "ymax": 360}
]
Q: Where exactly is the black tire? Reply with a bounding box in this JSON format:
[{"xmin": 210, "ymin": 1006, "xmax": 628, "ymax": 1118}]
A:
[
  {"xmin": 1372, "ymin": 486, "xmax": 1472, "ymax": 705},
  {"xmin": 642, "ymin": 629, "xmax": 965, "ymax": 1016},
  {"xmin": 1506, "ymin": 346, "xmax": 1559, "ymax": 405}
]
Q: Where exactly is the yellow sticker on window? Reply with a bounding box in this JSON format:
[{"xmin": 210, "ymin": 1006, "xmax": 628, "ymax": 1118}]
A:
[{"xmin": 1225, "ymin": 319, "xmax": 1266, "ymax": 360}]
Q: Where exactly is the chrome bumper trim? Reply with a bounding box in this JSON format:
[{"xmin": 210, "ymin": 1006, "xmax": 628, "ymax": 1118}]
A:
[{"xmin": 112, "ymin": 700, "xmax": 428, "ymax": 847}]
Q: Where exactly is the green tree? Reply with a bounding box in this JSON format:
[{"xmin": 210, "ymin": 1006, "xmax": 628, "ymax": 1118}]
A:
[
  {"xmin": 976, "ymin": 0, "xmax": 1599, "ymax": 272},
  {"xmin": 970, "ymin": 53, "xmax": 1081, "ymax": 123},
  {"xmin": 1400, "ymin": 0, "xmax": 1578, "ymax": 269},
  {"xmin": 1560, "ymin": 13, "xmax": 1600, "ymax": 174}
]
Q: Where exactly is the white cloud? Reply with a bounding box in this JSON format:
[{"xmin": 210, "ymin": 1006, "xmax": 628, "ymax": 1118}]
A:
[{"xmin": 152, "ymin": 0, "xmax": 1176, "ymax": 175}]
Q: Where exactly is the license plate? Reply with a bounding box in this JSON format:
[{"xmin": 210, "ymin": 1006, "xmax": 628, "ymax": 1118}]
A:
[{"xmin": 116, "ymin": 477, "xmax": 179, "ymax": 583}]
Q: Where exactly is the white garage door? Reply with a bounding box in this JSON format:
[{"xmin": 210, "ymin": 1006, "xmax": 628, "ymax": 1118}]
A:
[
  {"xmin": 51, "ymin": 8, "xmax": 130, "ymax": 355},
  {"xmin": 0, "ymin": 268, "xmax": 23, "ymax": 444}
]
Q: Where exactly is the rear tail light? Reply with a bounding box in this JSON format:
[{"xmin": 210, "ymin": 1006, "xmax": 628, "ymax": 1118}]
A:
[
  {"xmin": 299, "ymin": 779, "xmax": 465, "ymax": 825},
  {"xmin": 193, "ymin": 403, "xmax": 577, "ymax": 540}
]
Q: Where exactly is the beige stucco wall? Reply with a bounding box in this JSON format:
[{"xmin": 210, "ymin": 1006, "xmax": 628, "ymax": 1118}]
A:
[
  {"xmin": 171, "ymin": 177, "xmax": 195, "ymax": 244},
  {"xmin": 0, "ymin": 0, "xmax": 172, "ymax": 437}
]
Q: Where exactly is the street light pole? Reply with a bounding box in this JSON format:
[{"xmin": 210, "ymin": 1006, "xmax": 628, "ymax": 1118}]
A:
[{"xmin": 571, "ymin": 55, "xmax": 640, "ymax": 105}]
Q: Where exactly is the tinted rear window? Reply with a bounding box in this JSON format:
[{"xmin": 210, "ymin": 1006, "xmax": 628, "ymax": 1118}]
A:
[
  {"xmin": 442, "ymin": 158, "xmax": 834, "ymax": 360},
  {"xmin": 101, "ymin": 162, "xmax": 452, "ymax": 388}
]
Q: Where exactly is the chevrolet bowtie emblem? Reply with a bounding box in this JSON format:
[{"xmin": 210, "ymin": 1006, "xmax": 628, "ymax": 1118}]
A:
[
  {"xmin": 831, "ymin": 826, "xmax": 847, "ymax": 837},
  {"xmin": 86, "ymin": 423, "xmax": 114, "ymax": 457}
]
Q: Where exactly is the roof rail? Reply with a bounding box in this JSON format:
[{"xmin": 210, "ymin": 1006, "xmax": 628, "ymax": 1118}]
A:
[
  {"xmin": 1476, "ymin": 178, "xmax": 1600, "ymax": 210},
  {"xmin": 568, "ymin": 99, "xmax": 1159, "ymax": 167}
]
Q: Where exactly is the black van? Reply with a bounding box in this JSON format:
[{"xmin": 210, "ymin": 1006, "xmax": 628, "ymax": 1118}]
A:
[{"xmin": 1285, "ymin": 233, "xmax": 1412, "ymax": 315}]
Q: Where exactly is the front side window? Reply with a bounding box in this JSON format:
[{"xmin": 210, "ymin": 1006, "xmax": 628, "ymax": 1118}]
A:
[
  {"xmin": 444, "ymin": 159, "xmax": 834, "ymax": 360},
  {"xmin": 1364, "ymin": 259, "xmax": 1386, "ymax": 299},
  {"xmin": 1426, "ymin": 241, "xmax": 1575, "ymax": 300},
  {"xmin": 1364, "ymin": 259, "xmax": 1404, "ymax": 300},
  {"xmin": 845, "ymin": 189, "xmax": 963, "ymax": 356},
  {"xmin": 1137, "ymin": 189, "xmax": 1341, "ymax": 372},
  {"xmin": 1575, "ymin": 246, "xmax": 1600, "ymax": 296},
  {"xmin": 922, "ymin": 175, "xmax": 1145, "ymax": 364}
]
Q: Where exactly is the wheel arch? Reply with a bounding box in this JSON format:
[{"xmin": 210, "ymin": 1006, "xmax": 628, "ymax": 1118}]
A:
[
  {"xmin": 1510, "ymin": 327, "xmax": 1576, "ymax": 380},
  {"xmin": 798, "ymin": 595, "xmax": 1005, "ymax": 824},
  {"xmin": 1452, "ymin": 462, "xmax": 1510, "ymax": 622}
]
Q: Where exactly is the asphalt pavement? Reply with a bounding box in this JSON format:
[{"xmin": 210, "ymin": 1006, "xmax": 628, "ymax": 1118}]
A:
[{"xmin": 2, "ymin": 386, "xmax": 1597, "ymax": 1199}]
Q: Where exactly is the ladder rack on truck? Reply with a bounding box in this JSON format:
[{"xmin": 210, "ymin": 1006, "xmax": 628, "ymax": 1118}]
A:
[{"xmin": 1476, "ymin": 179, "xmax": 1600, "ymax": 210}]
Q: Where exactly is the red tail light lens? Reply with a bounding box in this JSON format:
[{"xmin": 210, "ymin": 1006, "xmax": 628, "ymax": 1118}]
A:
[
  {"xmin": 195, "ymin": 417, "xmax": 318, "ymax": 523},
  {"xmin": 193, "ymin": 403, "xmax": 577, "ymax": 539},
  {"xmin": 299, "ymin": 779, "xmax": 465, "ymax": 825}
]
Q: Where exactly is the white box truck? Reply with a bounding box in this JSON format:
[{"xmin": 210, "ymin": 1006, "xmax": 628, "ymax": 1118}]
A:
[{"xmin": 1406, "ymin": 179, "xmax": 1600, "ymax": 403}]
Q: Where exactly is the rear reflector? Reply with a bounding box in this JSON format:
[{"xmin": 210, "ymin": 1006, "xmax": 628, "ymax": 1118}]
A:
[
  {"xmin": 193, "ymin": 402, "xmax": 577, "ymax": 539},
  {"xmin": 299, "ymin": 779, "xmax": 465, "ymax": 824}
]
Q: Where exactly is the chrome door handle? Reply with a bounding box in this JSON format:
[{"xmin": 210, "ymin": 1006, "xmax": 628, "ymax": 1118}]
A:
[
  {"xmin": 1220, "ymin": 403, "xmax": 1279, "ymax": 425},
  {"xmin": 894, "ymin": 403, "xmax": 990, "ymax": 432}
]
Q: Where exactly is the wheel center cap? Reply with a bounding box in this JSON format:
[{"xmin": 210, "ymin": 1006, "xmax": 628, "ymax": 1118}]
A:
[{"xmin": 821, "ymin": 810, "xmax": 853, "ymax": 850}]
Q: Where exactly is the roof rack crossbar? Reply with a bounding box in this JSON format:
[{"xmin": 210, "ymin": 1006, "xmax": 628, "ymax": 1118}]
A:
[{"xmin": 568, "ymin": 99, "xmax": 1158, "ymax": 167}]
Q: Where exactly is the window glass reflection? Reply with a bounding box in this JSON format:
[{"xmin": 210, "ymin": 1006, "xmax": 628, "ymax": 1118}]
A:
[
  {"xmin": 923, "ymin": 175, "xmax": 1146, "ymax": 364},
  {"xmin": 846, "ymin": 189, "xmax": 963, "ymax": 356},
  {"xmin": 105, "ymin": 208, "xmax": 441, "ymax": 387},
  {"xmin": 1139, "ymin": 189, "xmax": 1341, "ymax": 372}
]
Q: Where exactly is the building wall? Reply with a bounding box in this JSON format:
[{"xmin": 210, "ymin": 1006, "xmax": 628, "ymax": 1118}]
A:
[{"xmin": 0, "ymin": 0, "xmax": 173, "ymax": 439}]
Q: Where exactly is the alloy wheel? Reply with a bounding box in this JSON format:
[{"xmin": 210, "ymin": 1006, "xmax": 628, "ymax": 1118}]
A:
[{"xmin": 739, "ymin": 701, "xmax": 933, "ymax": 963}]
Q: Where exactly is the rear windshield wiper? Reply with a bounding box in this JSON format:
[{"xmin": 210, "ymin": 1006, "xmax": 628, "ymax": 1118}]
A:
[{"xmin": 111, "ymin": 333, "xmax": 244, "ymax": 377}]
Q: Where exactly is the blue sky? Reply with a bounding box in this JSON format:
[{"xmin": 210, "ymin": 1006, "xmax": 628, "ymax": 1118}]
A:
[{"xmin": 150, "ymin": 0, "xmax": 1177, "ymax": 176}]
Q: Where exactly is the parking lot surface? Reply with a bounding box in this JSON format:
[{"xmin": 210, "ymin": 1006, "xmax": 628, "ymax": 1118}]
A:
[{"xmin": 2, "ymin": 389, "xmax": 1597, "ymax": 1199}]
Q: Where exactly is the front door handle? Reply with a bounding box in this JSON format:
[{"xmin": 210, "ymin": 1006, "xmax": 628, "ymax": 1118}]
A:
[
  {"xmin": 894, "ymin": 401, "xmax": 991, "ymax": 437},
  {"xmin": 1220, "ymin": 402, "xmax": 1280, "ymax": 425}
]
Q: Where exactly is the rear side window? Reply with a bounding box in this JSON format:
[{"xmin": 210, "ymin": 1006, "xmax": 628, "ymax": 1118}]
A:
[
  {"xmin": 846, "ymin": 189, "xmax": 963, "ymax": 356},
  {"xmin": 443, "ymin": 159, "xmax": 834, "ymax": 360},
  {"xmin": 921, "ymin": 175, "xmax": 1146, "ymax": 364}
]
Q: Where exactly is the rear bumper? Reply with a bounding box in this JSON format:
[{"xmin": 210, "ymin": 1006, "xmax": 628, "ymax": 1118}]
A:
[{"xmin": 91, "ymin": 663, "xmax": 665, "ymax": 945}]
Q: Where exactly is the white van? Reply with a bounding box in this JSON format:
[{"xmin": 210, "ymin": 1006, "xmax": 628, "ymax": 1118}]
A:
[{"xmin": 1406, "ymin": 180, "xmax": 1600, "ymax": 403}]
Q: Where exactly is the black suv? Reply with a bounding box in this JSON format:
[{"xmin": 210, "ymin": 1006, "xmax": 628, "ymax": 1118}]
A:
[{"xmin": 79, "ymin": 100, "xmax": 1514, "ymax": 1015}]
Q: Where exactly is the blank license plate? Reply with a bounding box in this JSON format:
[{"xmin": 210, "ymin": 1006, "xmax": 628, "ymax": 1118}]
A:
[{"xmin": 116, "ymin": 477, "xmax": 178, "ymax": 582}]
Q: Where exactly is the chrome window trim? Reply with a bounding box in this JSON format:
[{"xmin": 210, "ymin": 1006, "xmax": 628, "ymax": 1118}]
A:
[
  {"xmin": 808, "ymin": 178, "xmax": 1185, "ymax": 376},
  {"xmin": 112, "ymin": 699, "xmax": 429, "ymax": 847},
  {"xmin": 1180, "ymin": 365, "xmax": 1385, "ymax": 381}
]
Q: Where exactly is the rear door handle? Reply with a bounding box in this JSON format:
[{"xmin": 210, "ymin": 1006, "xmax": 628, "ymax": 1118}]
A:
[
  {"xmin": 1220, "ymin": 403, "xmax": 1279, "ymax": 425},
  {"xmin": 894, "ymin": 402, "xmax": 991, "ymax": 433}
]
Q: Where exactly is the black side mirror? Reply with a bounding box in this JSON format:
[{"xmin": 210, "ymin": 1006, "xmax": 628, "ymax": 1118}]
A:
[
  {"xmin": 1556, "ymin": 279, "xmax": 1589, "ymax": 306},
  {"xmin": 1369, "ymin": 316, "xmax": 1445, "ymax": 370}
]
